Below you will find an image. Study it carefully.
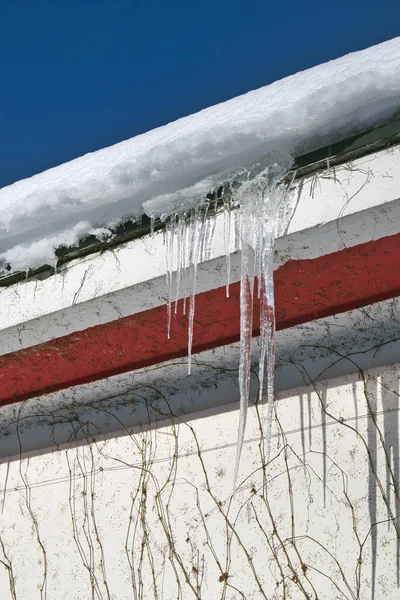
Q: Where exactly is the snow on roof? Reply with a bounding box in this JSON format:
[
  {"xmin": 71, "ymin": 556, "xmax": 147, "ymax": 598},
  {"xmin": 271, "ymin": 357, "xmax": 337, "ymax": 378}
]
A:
[{"xmin": 1, "ymin": 37, "xmax": 400, "ymax": 272}]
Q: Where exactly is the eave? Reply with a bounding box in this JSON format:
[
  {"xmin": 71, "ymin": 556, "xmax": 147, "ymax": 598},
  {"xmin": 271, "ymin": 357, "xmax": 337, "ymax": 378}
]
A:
[
  {"xmin": 1, "ymin": 120, "xmax": 400, "ymax": 415},
  {"xmin": 1, "ymin": 118, "xmax": 399, "ymax": 289}
]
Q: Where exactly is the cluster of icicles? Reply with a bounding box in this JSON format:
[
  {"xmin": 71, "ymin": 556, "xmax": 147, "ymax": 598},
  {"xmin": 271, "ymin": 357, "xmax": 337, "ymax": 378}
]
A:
[{"xmin": 162, "ymin": 166, "xmax": 284, "ymax": 488}]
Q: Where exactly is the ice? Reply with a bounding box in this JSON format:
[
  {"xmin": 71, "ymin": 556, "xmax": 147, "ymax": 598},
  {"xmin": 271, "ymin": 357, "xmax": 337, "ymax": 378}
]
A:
[
  {"xmin": 235, "ymin": 212, "xmax": 256, "ymax": 488},
  {"xmin": 232, "ymin": 163, "xmax": 287, "ymax": 488},
  {"xmin": 163, "ymin": 206, "xmax": 211, "ymax": 374},
  {"xmin": 187, "ymin": 210, "xmax": 200, "ymax": 374},
  {"xmin": 259, "ymin": 231, "xmax": 276, "ymax": 465},
  {"xmin": 223, "ymin": 197, "xmax": 232, "ymax": 297},
  {"xmin": 164, "ymin": 160, "xmax": 288, "ymax": 488},
  {"xmin": 164, "ymin": 216, "xmax": 175, "ymax": 339},
  {"xmin": 174, "ymin": 214, "xmax": 185, "ymax": 314},
  {"xmin": 2, "ymin": 37, "xmax": 400, "ymax": 272}
]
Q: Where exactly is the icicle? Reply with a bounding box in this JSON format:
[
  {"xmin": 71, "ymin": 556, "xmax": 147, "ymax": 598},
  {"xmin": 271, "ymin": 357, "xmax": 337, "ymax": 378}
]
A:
[
  {"xmin": 232, "ymin": 179, "xmax": 258, "ymax": 489},
  {"xmin": 259, "ymin": 229, "xmax": 275, "ymax": 464},
  {"xmin": 233, "ymin": 226, "xmax": 256, "ymax": 488},
  {"xmin": 223, "ymin": 197, "xmax": 231, "ymax": 297},
  {"xmin": 201, "ymin": 200, "xmax": 216, "ymax": 263},
  {"xmin": 161, "ymin": 158, "xmax": 288, "ymax": 489},
  {"xmin": 232, "ymin": 165, "xmax": 284, "ymax": 489},
  {"xmin": 187, "ymin": 206, "xmax": 208, "ymax": 375},
  {"xmin": 182, "ymin": 216, "xmax": 189, "ymax": 315},
  {"xmin": 257, "ymin": 230, "xmax": 274, "ymax": 401},
  {"xmin": 174, "ymin": 214, "xmax": 185, "ymax": 314},
  {"xmin": 165, "ymin": 215, "xmax": 176, "ymax": 339}
]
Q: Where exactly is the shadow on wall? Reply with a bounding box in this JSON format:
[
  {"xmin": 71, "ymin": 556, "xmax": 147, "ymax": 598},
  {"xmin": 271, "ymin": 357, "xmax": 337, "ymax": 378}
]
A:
[{"xmin": 285, "ymin": 366, "xmax": 400, "ymax": 600}]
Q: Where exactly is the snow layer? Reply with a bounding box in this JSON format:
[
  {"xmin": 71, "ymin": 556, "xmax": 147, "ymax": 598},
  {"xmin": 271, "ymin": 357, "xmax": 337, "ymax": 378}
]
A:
[{"xmin": 2, "ymin": 37, "xmax": 400, "ymax": 271}]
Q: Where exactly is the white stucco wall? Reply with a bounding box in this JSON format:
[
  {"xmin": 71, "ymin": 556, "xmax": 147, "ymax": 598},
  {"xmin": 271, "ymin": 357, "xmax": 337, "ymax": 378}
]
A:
[{"xmin": 0, "ymin": 360, "xmax": 398, "ymax": 600}]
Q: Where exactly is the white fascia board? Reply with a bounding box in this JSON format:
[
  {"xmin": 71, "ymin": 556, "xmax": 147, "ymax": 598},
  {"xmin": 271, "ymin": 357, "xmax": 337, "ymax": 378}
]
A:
[
  {"xmin": 0, "ymin": 144, "xmax": 400, "ymax": 346},
  {"xmin": 287, "ymin": 144, "xmax": 400, "ymax": 231}
]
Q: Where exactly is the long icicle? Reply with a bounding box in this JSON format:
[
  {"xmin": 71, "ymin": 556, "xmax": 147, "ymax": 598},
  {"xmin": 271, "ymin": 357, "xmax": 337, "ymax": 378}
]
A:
[
  {"xmin": 233, "ymin": 231, "xmax": 255, "ymax": 488},
  {"xmin": 258, "ymin": 173, "xmax": 284, "ymax": 470},
  {"xmin": 174, "ymin": 213, "xmax": 186, "ymax": 314},
  {"xmin": 182, "ymin": 214, "xmax": 190, "ymax": 315},
  {"xmin": 162, "ymin": 165, "xmax": 284, "ymax": 490},
  {"xmin": 223, "ymin": 197, "xmax": 232, "ymax": 297},
  {"xmin": 233, "ymin": 168, "xmax": 282, "ymax": 489},
  {"xmin": 165, "ymin": 216, "xmax": 175, "ymax": 339},
  {"xmin": 259, "ymin": 228, "xmax": 275, "ymax": 465},
  {"xmin": 233, "ymin": 178, "xmax": 259, "ymax": 489},
  {"xmin": 187, "ymin": 205, "xmax": 208, "ymax": 375}
]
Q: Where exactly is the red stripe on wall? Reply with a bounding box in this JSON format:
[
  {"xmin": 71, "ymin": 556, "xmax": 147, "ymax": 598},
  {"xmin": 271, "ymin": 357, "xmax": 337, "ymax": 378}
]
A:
[{"xmin": 1, "ymin": 231, "xmax": 400, "ymax": 405}]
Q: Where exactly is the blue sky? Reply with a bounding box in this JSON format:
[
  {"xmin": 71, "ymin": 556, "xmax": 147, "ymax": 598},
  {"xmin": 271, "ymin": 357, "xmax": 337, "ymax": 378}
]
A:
[{"xmin": 0, "ymin": 0, "xmax": 399, "ymax": 188}]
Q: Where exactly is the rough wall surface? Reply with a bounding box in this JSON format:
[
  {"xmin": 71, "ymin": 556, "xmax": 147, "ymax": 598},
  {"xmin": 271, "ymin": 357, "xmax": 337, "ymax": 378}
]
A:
[{"xmin": 0, "ymin": 361, "xmax": 398, "ymax": 599}]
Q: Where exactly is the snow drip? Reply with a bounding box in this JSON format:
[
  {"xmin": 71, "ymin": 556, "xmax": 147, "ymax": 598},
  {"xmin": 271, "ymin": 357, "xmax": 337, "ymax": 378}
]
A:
[{"xmin": 163, "ymin": 162, "xmax": 288, "ymax": 488}]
